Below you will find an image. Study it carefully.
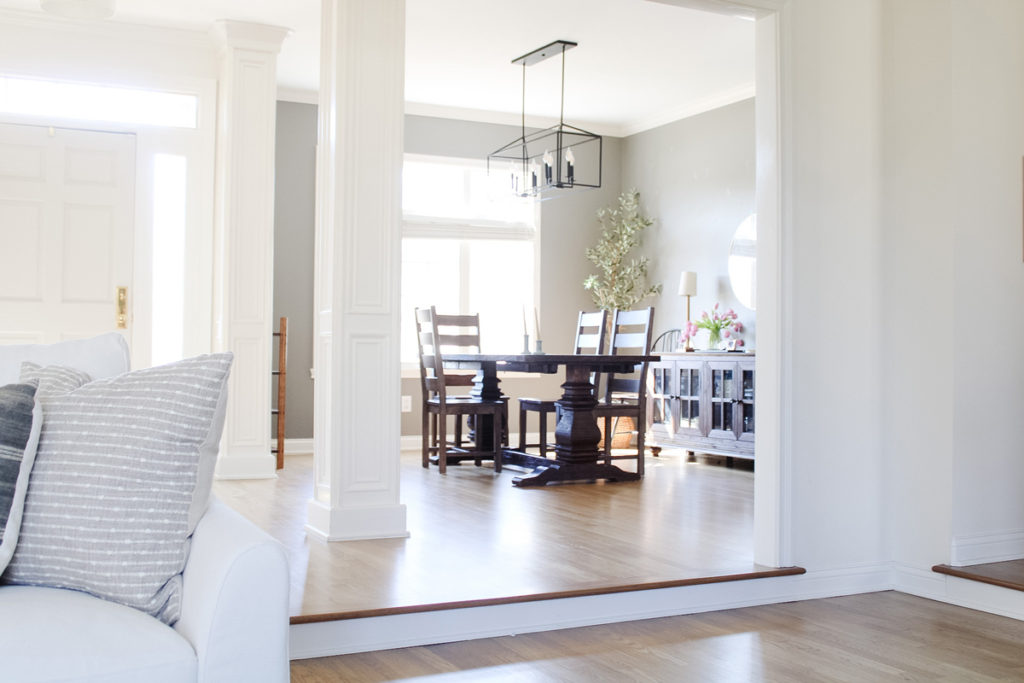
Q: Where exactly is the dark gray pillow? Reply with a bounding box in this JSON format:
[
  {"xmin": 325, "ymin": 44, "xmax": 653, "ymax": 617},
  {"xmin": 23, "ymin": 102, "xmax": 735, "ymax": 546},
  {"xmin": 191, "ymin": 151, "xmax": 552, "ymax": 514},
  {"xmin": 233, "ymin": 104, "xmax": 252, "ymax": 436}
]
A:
[{"xmin": 0, "ymin": 381, "xmax": 42, "ymax": 573}]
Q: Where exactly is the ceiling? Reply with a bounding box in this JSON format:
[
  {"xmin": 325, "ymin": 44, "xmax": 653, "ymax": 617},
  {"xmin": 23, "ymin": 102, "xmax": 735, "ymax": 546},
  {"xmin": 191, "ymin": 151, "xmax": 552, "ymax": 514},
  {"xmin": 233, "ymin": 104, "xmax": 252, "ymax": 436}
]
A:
[{"xmin": 0, "ymin": 0, "xmax": 755, "ymax": 137}]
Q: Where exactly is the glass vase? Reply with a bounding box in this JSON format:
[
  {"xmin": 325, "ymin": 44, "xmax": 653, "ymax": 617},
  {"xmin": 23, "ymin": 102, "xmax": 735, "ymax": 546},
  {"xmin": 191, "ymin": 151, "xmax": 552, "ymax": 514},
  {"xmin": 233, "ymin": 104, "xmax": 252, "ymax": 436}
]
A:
[{"xmin": 707, "ymin": 329, "xmax": 722, "ymax": 350}]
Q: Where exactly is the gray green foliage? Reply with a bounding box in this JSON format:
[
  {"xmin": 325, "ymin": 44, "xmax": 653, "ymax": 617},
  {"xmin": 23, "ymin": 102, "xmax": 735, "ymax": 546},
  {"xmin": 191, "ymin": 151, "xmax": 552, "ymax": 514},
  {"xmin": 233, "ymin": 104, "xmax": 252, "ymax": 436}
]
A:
[{"xmin": 583, "ymin": 189, "xmax": 662, "ymax": 311}]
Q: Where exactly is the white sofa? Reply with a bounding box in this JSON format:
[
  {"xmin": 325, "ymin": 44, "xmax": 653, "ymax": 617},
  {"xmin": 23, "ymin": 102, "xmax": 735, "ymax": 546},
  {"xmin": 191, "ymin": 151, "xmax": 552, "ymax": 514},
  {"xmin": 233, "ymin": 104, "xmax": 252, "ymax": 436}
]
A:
[{"xmin": 0, "ymin": 335, "xmax": 290, "ymax": 683}]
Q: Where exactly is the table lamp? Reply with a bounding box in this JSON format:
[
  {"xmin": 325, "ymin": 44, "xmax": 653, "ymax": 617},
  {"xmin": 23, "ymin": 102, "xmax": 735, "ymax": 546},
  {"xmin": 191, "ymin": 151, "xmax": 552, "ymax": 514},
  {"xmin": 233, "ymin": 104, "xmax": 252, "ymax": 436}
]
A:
[{"xmin": 678, "ymin": 271, "xmax": 697, "ymax": 351}]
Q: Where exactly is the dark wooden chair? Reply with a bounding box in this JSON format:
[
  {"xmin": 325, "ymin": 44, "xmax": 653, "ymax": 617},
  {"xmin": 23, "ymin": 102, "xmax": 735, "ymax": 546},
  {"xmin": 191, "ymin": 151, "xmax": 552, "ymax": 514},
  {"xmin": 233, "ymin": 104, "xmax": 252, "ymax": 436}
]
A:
[
  {"xmin": 415, "ymin": 306, "xmax": 506, "ymax": 474},
  {"xmin": 594, "ymin": 307, "xmax": 655, "ymax": 476},
  {"xmin": 516, "ymin": 310, "xmax": 607, "ymax": 457}
]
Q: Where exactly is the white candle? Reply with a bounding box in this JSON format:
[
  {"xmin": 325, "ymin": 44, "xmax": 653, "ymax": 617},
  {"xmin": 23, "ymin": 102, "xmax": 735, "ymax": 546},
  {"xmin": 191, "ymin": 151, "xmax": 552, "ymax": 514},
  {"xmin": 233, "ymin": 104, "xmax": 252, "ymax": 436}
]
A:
[
  {"xmin": 534, "ymin": 308, "xmax": 541, "ymax": 340},
  {"xmin": 522, "ymin": 306, "xmax": 528, "ymax": 336}
]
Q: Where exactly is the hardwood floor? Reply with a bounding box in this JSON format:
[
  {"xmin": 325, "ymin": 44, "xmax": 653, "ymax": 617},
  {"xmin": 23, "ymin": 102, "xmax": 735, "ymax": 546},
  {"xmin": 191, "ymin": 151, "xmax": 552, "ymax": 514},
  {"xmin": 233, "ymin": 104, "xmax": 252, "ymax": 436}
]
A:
[
  {"xmin": 934, "ymin": 559, "xmax": 1024, "ymax": 592},
  {"xmin": 212, "ymin": 450, "xmax": 768, "ymax": 620},
  {"xmin": 290, "ymin": 591, "xmax": 1024, "ymax": 682}
]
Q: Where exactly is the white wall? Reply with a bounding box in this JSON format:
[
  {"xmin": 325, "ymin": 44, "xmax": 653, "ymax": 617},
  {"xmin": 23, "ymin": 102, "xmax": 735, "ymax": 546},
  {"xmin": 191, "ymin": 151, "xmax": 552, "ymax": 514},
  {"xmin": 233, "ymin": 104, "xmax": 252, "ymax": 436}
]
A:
[
  {"xmin": 778, "ymin": 0, "xmax": 887, "ymax": 572},
  {"xmin": 947, "ymin": 0, "xmax": 1024, "ymax": 564}
]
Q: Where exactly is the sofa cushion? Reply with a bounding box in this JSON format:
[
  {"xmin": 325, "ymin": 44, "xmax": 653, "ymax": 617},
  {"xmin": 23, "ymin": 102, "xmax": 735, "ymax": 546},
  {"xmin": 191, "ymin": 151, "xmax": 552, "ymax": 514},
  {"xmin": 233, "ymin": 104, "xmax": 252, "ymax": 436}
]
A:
[
  {"xmin": 0, "ymin": 585, "xmax": 197, "ymax": 683},
  {"xmin": 0, "ymin": 382, "xmax": 42, "ymax": 573},
  {"xmin": 3, "ymin": 353, "xmax": 233, "ymax": 625},
  {"xmin": 0, "ymin": 332, "xmax": 129, "ymax": 385}
]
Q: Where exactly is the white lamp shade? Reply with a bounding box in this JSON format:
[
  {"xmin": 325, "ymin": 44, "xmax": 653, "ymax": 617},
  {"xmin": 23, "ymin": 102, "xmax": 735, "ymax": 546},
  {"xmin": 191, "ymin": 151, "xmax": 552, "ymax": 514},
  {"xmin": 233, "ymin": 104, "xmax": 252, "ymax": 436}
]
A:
[
  {"xmin": 678, "ymin": 271, "xmax": 697, "ymax": 297},
  {"xmin": 40, "ymin": 0, "xmax": 115, "ymax": 19}
]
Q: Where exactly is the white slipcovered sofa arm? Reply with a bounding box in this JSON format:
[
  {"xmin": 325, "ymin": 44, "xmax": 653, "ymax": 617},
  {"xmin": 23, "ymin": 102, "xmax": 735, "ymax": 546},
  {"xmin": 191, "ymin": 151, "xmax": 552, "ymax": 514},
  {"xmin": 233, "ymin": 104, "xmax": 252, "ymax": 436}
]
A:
[{"xmin": 174, "ymin": 499, "xmax": 290, "ymax": 683}]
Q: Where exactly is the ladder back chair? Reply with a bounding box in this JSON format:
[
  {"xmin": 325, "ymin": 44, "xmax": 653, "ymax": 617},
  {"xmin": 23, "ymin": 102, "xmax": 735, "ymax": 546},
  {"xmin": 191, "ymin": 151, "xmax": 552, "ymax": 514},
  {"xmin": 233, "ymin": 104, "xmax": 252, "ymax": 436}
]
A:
[
  {"xmin": 415, "ymin": 306, "xmax": 506, "ymax": 474},
  {"xmin": 594, "ymin": 307, "xmax": 655, "ymax": 476},
  {"xmin": 517, "ymin": 310, "xmax": 607, "ymax": 457}
]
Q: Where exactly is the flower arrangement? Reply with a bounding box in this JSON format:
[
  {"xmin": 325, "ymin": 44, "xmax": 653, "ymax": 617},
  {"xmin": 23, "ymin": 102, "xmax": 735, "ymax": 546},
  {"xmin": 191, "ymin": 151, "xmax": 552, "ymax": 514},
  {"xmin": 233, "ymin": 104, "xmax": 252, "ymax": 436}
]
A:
[{"xmin": 682, "ymin": 303, "xmax": 745, "ymax": 350}]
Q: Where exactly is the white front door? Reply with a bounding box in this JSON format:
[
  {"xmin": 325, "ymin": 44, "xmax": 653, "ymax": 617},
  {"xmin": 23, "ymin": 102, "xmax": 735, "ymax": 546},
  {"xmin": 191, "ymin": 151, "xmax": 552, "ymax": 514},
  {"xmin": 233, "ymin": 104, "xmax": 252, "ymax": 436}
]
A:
[{"xmin": 0, "ymin": 123, "xmax": 135, "ymax": 347}]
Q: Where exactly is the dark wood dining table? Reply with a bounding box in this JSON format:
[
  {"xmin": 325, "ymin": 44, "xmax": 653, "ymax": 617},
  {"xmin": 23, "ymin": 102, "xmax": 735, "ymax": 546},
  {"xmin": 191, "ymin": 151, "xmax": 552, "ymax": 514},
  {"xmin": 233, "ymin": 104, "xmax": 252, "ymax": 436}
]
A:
[{"xmin": 443, "ymin": 353, "xmax": 659, "ymax": 486}]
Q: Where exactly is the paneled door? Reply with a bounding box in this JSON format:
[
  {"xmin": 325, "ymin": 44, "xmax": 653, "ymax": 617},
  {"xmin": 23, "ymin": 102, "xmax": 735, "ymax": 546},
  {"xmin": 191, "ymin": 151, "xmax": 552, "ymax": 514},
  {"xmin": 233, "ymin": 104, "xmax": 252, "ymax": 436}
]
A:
[{"xmin": 0, "ymin": 123, "xmax": 135, "ymax": 347}]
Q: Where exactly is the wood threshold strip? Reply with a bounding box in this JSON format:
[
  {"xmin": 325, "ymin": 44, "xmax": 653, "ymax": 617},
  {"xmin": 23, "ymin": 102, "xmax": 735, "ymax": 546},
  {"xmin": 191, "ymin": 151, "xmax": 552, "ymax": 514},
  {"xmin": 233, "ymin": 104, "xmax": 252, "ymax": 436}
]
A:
[
  {"xmin": 932, "ymin": 560, "xmax": 1024, "ymax": 592},
  {"xmin": 290, "ymin": 565, "xmax": 806, "ymax": 625}
]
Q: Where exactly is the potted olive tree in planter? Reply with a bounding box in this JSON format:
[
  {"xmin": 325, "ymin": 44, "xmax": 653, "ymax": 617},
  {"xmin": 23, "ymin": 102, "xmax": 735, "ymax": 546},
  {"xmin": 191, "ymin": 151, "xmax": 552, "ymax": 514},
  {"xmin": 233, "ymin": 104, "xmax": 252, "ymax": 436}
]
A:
[{"xmin": 583, "ymin": 188, "xmax": 661, "ymax": 448}]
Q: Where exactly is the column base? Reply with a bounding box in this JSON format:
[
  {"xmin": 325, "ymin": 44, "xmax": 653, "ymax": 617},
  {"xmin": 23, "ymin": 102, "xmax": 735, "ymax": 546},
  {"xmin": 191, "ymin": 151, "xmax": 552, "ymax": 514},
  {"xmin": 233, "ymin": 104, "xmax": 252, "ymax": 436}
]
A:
[{"xmin": 305, "ymin": 498, "xmax": 409, "ymax": 542}]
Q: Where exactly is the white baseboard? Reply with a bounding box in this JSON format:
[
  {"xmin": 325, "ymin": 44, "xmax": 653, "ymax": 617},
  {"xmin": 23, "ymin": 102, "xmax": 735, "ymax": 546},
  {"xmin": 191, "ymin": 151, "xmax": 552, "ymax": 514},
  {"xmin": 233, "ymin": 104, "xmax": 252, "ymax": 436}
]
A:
[
  {"xmin": 214, "ymin": 453, "xmax": 277, "ymax": 480},
  {"xmin": 950, "ymin": 530, "xmax": 1024, "ymax": 566},
  {"xmin": 283, "ymin": 438, "xmax": 315, "ymax": 455},
  {"xmin": 290, "ymin": 563, "xmax": 893, "ymax": 659},
  {"xmin": 893, "ymin": 562, "xmax": 1024, "ymax": 621}
]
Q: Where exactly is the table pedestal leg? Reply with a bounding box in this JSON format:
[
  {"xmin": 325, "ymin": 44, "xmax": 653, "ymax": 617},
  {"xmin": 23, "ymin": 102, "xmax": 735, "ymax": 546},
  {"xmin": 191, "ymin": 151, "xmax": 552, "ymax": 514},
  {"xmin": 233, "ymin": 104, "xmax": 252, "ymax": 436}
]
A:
[{"xmin": 512, "ymin": 365, "xmax": 640, "ymax": 486}]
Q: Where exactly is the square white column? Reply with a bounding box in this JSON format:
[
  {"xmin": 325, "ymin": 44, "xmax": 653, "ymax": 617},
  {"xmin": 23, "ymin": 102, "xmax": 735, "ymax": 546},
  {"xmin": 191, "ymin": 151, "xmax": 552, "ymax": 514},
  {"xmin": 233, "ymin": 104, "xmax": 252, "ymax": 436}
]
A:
[
  {"xmin": 308, "ymin": 0, "xmax": 408, "ymax": 540},
  {"xmin": 212, "ymin": 20, "xmax": 290, "ymax": 480}
]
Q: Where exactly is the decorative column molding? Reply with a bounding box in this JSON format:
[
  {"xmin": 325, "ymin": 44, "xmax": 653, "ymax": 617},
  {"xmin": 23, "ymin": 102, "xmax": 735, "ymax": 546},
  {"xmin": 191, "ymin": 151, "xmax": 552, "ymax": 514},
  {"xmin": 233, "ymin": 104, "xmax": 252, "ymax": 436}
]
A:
[
  {"xmin": 308, "ymin": 0, "xmax": 407, "ymax": 541},
  {"xmin": 211, "ymin": 20, "xmax": 290, "ymax": 480}
]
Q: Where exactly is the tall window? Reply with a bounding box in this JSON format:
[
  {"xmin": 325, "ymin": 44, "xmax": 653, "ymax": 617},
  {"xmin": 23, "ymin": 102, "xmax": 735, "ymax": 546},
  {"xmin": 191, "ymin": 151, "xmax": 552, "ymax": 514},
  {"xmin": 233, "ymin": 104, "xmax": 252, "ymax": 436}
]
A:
[{"xmin": 401, "ymin": 155, "xmax": 536, "ymax": 363}]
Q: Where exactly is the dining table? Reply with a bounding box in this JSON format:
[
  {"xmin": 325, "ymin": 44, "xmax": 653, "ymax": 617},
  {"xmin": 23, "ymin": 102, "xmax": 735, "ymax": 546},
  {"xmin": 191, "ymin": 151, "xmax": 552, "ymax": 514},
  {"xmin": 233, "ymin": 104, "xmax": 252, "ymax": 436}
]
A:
[{"xmin": 443, "ymin": 352, "xmax": 659, "ymax": 487}]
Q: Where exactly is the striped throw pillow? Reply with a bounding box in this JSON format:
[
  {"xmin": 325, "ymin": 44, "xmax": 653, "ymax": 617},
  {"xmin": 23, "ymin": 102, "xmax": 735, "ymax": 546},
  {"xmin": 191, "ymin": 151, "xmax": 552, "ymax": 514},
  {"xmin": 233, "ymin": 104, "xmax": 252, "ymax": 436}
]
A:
[
  {"xmin": 3, "ymin": 353, "xmax": 233, "ymax": 625},
  {"xmin": 0, "ymin": 382, "xmax": 42, "ymax": 572}
]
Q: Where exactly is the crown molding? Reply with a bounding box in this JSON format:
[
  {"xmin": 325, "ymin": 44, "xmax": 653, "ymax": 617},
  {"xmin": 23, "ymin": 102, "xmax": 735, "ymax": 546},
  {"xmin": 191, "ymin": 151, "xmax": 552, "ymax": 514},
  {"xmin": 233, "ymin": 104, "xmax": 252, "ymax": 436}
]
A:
[
  {"xmin": 211, "ymin": 20, "xmax": 291, "ymax": 53},
  {"xmin": 403, "ymin": 101, "xmax": 626, "ymax": 138},
  {"xmin": 0, "ymin": 7, "xmax": 213, "ymax": 51},
  {"xmin": 277, "ymin": 86, "xmax": 319, "ymax": 106},
  {"xmin": 617, "ymin": 82, "xmax": 756, "ymax": 137}
]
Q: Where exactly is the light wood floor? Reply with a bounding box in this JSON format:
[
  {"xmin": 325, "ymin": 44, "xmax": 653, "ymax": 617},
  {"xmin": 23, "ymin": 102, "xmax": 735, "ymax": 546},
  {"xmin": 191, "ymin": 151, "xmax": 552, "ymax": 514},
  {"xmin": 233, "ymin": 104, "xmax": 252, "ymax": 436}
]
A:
[
  {"xmin": 290, "ymin": 591, "xmax": 1024, "ymax": 682},
  {"xmin": 212, "ymin": 450, "xmax": 768, "ymax": 620}
]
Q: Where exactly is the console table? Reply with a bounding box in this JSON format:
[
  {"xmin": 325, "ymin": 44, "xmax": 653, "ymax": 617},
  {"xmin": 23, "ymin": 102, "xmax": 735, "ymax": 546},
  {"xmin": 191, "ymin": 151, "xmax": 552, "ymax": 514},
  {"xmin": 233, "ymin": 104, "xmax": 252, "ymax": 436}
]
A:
[{"xmin": 646, "ymin": 351, "xmax": 755, "ymax": 460}]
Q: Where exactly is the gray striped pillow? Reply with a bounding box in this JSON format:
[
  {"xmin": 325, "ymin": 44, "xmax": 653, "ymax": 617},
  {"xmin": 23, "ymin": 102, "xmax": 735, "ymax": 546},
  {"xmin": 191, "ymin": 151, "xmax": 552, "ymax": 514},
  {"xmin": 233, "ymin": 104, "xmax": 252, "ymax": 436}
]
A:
[
  {"xmin": 0, "ymin": 382, "xmax": 42, "ymax": 572},
  {"xmin": 3, "ymin": 353, "xmax": 233, "ymax": 625},
  {"xmin": 19, "ymin": 362, "xmax": 92, "ymax": 404}
]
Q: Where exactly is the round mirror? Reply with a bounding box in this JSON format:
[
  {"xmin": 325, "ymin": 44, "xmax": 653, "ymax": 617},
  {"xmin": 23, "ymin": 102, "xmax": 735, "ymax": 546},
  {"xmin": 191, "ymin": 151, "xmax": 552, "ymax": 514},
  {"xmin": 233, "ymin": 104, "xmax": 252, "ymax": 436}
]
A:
[{"xmin": 728, "ymin": 213, "xmax": 756, "ymax": 310}]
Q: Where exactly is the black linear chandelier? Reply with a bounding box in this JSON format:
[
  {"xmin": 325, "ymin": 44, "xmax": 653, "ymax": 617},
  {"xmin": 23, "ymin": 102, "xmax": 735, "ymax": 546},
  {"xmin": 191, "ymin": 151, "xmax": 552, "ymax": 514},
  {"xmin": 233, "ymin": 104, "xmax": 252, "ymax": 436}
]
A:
[{"xmin": 487, "ymin": 40, "xmax": 602, "ymax": 199}]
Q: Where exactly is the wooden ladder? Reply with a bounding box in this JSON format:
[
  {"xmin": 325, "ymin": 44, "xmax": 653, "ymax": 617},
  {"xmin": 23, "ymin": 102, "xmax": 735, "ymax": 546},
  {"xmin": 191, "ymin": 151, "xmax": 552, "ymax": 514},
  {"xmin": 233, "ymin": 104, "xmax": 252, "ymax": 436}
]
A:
[{"xmin": 271, "ymin": 317, "xmax": 288, "ymax": 470}]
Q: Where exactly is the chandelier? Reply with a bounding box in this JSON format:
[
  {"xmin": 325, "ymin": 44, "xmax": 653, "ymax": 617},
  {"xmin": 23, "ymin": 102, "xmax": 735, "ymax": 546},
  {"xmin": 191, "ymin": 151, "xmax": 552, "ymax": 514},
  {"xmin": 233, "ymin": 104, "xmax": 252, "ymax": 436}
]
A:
[{"xmin": 487, "ymin": 40, "xmax": 602, "ymax": 199}]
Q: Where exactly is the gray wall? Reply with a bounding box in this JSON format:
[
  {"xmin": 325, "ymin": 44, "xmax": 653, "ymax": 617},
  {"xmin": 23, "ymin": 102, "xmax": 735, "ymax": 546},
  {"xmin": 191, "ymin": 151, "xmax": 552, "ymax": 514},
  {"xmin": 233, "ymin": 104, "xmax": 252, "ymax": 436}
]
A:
[
  {"xmin": 273, "ymin": 101, "xmax": 317, "ymax": 439},
  {"xmin": 622, "ymin": 98, "xmax": 756, "ymax": 348}
]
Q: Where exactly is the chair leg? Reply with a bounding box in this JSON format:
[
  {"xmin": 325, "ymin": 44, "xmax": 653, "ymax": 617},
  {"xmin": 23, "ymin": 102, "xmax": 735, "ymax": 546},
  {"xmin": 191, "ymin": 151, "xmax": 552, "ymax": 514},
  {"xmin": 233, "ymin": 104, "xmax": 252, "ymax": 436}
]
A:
[
  {"xmin": 421, "ymin": 407, "xmax": 430, "ymax": 468},
  {"xmin": 539, "ymin": 409, "xmax": 548, "ymax": 458},
  {"xmin": 635, "ymin": 415, "xmax": 645, "ymax": 477},
  {"xmin": 603, "ymin": 416, "xmax": 612, "ymax": 465},
  {"xmin": 438, "ymin": 412, "xmax": 447, "ymax": 474},
  {"xmin": 492, "ymin": 409, "xmax": 503, "ymax": 474},
  {"xmin": 518, "ymin": 405, "xmax": 527, "ymax": 450}
]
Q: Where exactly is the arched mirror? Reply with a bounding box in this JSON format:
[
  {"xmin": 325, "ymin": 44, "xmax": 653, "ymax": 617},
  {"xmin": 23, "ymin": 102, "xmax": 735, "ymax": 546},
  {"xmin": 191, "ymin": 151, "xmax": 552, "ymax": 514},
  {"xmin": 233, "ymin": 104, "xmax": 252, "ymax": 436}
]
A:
[{"xmin": 728, "ymin": 213, "xmax": 756, "ymax": 310}]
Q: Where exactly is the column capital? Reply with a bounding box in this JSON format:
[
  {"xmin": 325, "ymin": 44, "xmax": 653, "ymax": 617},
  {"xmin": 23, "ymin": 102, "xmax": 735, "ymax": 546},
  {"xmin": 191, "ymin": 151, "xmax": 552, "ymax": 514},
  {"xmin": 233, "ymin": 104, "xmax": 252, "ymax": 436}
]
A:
[{"xmin": 211, "ymin": 20, "xmax": 290, "ymax": 54}]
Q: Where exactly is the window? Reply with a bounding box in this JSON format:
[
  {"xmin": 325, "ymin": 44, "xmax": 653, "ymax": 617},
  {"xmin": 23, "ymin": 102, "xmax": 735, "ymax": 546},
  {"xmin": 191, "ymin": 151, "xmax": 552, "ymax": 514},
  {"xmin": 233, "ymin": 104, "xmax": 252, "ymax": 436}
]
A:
[
  {"xmin": 400, "ymin": 155, "xmax": 536, "ymax": 363},
  {"xmin": 0, "ymin": 75, "xmax": 198, "ymax": 129}
]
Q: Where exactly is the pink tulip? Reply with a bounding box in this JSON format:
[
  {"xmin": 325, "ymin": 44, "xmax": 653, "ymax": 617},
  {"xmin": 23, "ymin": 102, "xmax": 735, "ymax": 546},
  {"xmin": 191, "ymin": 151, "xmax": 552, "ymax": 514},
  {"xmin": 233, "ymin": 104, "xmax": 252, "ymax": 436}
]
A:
[
  {"xmin": 736, "ymin": 339, "xmax": 745, "ymax": 347},
  {"xmin": 723, "ymin": 330, "xmax": 731, "ymax": 338},
  {"xmin": 733, "ymin": 322, "xmax": 744, "ymax": 332},
  {"xmin": 713, "ymin": 302, "xmax": 719, "ymax": 310},
  {"xmin": 701, "ymin": 311, "xmax": 709, "ymax": 320}
]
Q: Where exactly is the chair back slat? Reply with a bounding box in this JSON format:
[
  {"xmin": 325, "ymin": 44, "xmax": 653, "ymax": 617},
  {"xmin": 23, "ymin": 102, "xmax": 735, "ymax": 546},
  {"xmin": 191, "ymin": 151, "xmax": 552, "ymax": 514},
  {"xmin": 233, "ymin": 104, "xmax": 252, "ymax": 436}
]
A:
[
  {"xmin": 574, "ymin": 309, "xmax": 607, "ymax": 396},
  {"xmin": 603, "ymin": 307, "xmax": 655, "ymax": 405},
  {"xmin": 437, "ymin": 334, "xmax": 480, "ymax": 349}
]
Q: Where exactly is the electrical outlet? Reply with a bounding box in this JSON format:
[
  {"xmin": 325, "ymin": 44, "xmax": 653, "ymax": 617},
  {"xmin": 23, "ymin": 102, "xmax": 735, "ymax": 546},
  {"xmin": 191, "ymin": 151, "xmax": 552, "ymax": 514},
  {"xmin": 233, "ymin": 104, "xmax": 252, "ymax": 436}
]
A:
[{"xmin": 401, "ymin": 395, "xmax": 412, "ymax": 413}]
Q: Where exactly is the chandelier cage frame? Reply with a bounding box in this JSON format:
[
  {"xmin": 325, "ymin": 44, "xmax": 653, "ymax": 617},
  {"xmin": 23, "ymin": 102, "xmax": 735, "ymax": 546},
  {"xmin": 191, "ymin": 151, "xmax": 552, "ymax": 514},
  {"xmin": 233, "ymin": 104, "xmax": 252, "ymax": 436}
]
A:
[{"xmin": 487, "ymin": 40, "xmax": 603, "ymax": 199}]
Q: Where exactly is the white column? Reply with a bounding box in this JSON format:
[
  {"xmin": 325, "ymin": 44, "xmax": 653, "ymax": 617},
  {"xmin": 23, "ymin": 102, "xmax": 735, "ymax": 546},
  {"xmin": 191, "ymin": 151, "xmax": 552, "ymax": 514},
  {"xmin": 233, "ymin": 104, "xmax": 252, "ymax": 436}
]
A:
[
  {"xmin": 308, "ymin": 0, "xmax": 408, "ymax": 540},
  {"xmin": 212, "ymin": 20, "xmax": 290, "ymax": 480}
]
